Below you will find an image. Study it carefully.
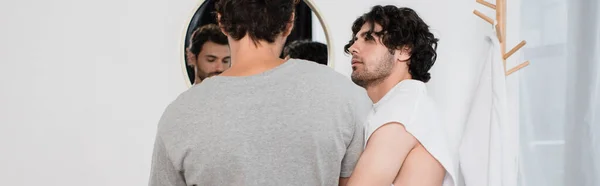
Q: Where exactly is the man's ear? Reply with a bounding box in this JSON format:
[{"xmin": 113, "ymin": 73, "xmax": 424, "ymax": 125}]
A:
[
  {"xmin": 216, "ymin": 13, "xmax": 229, "ymax": 36},
  {"xmin": 282, "ymin": 12, "xmax": 295, "ymax": 37},
  {"xmin": 396, "ymin": 46, "xmax": 411, "ymax": 62},
  {"xmin": 186, "ymin": 48, "xmax": 197, "ymax": 67}
]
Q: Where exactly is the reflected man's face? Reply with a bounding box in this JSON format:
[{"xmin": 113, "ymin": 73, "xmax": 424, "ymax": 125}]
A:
[{"xmin": 193, "ymin": 41, "xmax": 230, "ymax": 84}]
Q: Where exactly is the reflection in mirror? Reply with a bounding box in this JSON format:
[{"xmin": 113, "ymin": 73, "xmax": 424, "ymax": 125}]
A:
[
  {"xmin": 183, "ymin": 0, "xmax": 329, "ymax": 85},
  {"xmin": 185, "ymin": 24, "xmax": 230, "ymax": 85}
]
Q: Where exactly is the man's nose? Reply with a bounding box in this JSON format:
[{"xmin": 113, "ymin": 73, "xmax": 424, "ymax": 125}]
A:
[
  {"xmin": 349, "ymin": 42, "xmax": 360, "ymax": 55},
  {"xmin": 215, "ymin": 62, "xmax": 224, "ymax": 71}
]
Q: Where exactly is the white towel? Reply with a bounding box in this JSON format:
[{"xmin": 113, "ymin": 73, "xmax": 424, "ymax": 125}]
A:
[{"xmin": 458, "ymin": 26, "xmax": 519, "ymax": 186}]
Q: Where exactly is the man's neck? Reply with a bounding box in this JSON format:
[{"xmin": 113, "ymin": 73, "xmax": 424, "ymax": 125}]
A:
[
  {"xmin": 366, "ymin": 74, "xmax": 411, "ymax": 104},
  {"xmin": 221, "ymin": 37, "xmax": 285, "ymax": 77}
]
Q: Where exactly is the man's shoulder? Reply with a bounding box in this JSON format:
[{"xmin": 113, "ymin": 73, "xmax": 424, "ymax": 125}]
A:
[
  {"xmin": 289, "ymin": 59, "xmax": 344, "ymax": 77},
  {"xmin": 373, "ymin": 80, "xmax": 438, "ymax": 126},
  {"xmin": 385, "ymin": 80, "xmax": 432, "ymax": 106},
  {"xmin": 288, "ymin": 59, "xmax": 371, "ymax": 113},
  {"xmin": 164, "ymin": 86, "xmax": 202, "ymax": 108},
  {"xmin": 295, "ymin": 60, "xmax": 361, "ymax": 85},
  {"xmin": 155, "ymin": 86, "xmax": 206, "ymax": 133}
]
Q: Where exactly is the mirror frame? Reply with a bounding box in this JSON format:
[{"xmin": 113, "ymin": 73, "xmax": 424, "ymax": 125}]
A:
[{"xmin": 179, "ymin": 0, "xmax": 334, "ymax": 87}]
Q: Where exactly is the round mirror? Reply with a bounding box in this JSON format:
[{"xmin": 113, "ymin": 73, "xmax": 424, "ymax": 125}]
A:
[{"xmin": 181, "ymin": 0, "xmax": 332, "ymax": 86}]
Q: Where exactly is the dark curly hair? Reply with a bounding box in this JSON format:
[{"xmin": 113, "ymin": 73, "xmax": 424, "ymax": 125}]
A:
[
  {"xmin": 283, "ymin": 40, "xmax": 328, "ymax": 65},
  {"xmin": 343, "ymin": 5, "xmax": 438, "ymax": 82},
  {"xmin": 215, "ymin": 0, "xmax": 299, "ymax": 45},
  {"xmin": 188, "ymin": 24, "xmax": 228, "ymax": 56}
]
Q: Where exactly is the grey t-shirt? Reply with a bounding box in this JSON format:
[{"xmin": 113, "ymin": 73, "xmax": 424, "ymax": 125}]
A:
[{"xmin": 149, "ymin": 59, "xmax": 372, "ymax": 186}]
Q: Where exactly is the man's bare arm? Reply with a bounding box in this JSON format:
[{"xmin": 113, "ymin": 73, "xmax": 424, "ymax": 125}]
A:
[
  {"xmin": 346, "ymin": 122, "xmax": 418, "ymax": 186},
  {"xmin": 392, "ymin": 143, "xmax": 446, "ymax": 186}
]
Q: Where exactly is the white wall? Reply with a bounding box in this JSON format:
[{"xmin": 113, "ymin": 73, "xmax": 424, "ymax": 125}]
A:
[
  {"xmin": 0, "ymin": 0, "xmax": 500, "ymax": 185},
  {"xmin": 311, "ymin": 11, "xmax": 328, "ymax": 45},
  {"xmin": 0, "ymin": 0, "xmax": 192, "ymax": 185}
]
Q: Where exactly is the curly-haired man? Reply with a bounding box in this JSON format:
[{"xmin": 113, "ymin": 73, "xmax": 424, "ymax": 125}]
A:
[{"xmin": 344, "ymin": 5, "xmax": 458, "ymax": 186}]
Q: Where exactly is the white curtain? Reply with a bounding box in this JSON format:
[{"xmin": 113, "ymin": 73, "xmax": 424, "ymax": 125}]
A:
[{"xmin": 518, "ymin": 0, "xmax": 600, "ymax": 185}]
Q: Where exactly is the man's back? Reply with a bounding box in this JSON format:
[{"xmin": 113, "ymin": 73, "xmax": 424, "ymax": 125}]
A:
[{"xmin": 150, "ymin": 59, "xmax": 371, "ymax": 186}]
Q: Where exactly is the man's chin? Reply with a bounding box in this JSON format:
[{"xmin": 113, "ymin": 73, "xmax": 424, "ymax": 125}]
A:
[
  {"xmin": 351, "ymin": 75, "xmax": 367, "ymax": 88},
  {"xmin": 352, "ymin": 79, "xmax": 368, "ymax": 88},
  {"xmin": 351, "ymin": 71, "xmax": 362, "ymax": 79}
]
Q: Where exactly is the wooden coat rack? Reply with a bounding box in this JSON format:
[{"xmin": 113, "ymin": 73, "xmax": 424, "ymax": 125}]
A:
[{"xmin": 473, "ymin": 0, "xmax": 529, "ymax": 76}]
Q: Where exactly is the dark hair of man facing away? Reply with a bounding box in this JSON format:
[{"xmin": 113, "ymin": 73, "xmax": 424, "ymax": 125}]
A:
[
  {"xmin": 344, "ymin": 5, "xmax": 439, "ymax": 83},
  {"xmin": 283, "ymin": 40, "xmax": 328, "ymax": 65},
  {"xmin": 216, "ymin": 0, "xmax": 298, "ymax": 45},
  {"xmin": 149, "ymin": 1, "xmax": 371, "ymax": 186}
]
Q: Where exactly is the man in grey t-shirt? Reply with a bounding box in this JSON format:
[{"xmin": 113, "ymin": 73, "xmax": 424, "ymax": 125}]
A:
[{"xmin": 148, "ymin": 1, "xmax": 371, "ymax": 186}]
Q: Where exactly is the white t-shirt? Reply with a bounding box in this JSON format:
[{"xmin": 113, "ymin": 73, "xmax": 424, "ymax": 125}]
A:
[{"xmin": 364, "ymin": 80, "xmax": 458, "ymax": 186}]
